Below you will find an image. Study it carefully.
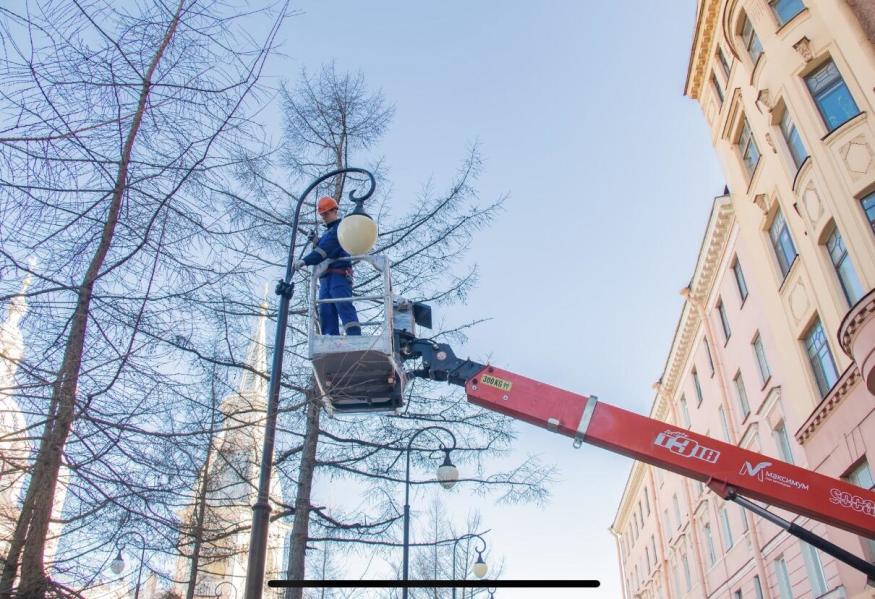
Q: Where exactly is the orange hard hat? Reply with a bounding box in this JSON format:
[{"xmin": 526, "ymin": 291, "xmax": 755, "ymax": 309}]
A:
[{"xmin": 317, "ymin": 196, "xmax": 338, "ymax": 214}]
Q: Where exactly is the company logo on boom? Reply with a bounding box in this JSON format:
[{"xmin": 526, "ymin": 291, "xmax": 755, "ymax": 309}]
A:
[{"xmin": 739, "ymin": 461, "xmax": 809, "ymax": 491}]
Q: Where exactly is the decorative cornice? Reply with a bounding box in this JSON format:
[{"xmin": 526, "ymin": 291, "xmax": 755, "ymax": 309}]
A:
[
  {"xmin": 796, "ymin": 365, "xmax": 859, "ymax": 444},
  {"xmin": 685, "ymin": 0, "xmax": 722, "ymax": 99},
  {"xmin": 612, "ymin": 460, "xmax": 647, "ymax": 529},
  {"xmin": 656, "ymin": 197, "xmax": 735, "ymax": 418}
]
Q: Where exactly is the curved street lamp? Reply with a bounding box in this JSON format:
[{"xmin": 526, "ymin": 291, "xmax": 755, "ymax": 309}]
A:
[
  {"xmin": 109, "ymin": 531, "xmax": 147, "ymax": 599},
  {"xmin": 451, "ymin": 533, "xmax": 489, "ymax": 599},
  {"xmin": 402, "ymin": 426, "xmax": 458, "ymax": 599},
  {"xmin": 215, "ymin": 580, "xmax": 238, "ymax": 599},
  {"xmin": 243, "ymin": 167, "xmax": 377, "ymax": 599}
]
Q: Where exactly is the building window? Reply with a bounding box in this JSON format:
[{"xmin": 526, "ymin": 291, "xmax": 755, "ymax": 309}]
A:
[
  {"xmin": 769, "ymin": 208, "xmax": 797, "ymax": 279},
  {"xmin": 638, "ymin": 500, "xmax": 644, "ymax": 524},
  {"xmin": 775, "ymin": 557, "xmax": 793, "ymax": 599},
  {"xmin": 718, "ymin": 406, "xmax": 731, "ymax": 442},
  {"xmin": 752, "ymin": 333, "xmax": 771, "ymax": 385},
  {"xmin": 770, "ymin": 0, "xmax": 805, "ymax": 25},
  {"xmin": 779, "ymin": 108, "xmax": 808, "ymax": 169},
  {"xmin": 682, "ymin": 553, "xmax": 692, "ymax": 591},
  {"xmin": 663, "ymin": 509, "xmax": 671, "ymax": 539},
  {"xmin": 753, "ymin": 575, "xmax": 764, "ymax": 599},
  {"xmin": 711, "ymin": 72, "xmax": 725, "ymax": 104},
  {"xmin": 717, "ymin": 46, "xmax": 731, "ymax": 76},
  {"xmin": 733, "ymin": 372, "xmax": 751, "ymax": 419},
  {"xmin": 801, "ymin": 544, "xmax": 828, "ymax": 595},
  {"xmin": 847, "ymin": 459, "xmax": 874, "ymax": 490},
  {"xmin": 805, "ymin": 318, "xmax": 839, "ymax": 397},
  {"xmin": 805, "ymin": 59, "xmax": 860, "ymax": 132},
  {"xmin": 738, "ymin": 118, "xmax": 761, "ymax": 177},
  {"xmin": 650, "ymin": 535, "xmax": 657, "ymax": 566},
  {"xmin": 692, "ymin": 369, "xmax": 704, "ymax": 406},
  {"xmin": 773, "ymin": 421, "xmax": 795, "ymax": 464},
  {"xmin": 846, "ymin": 460, "xmax": 875, "ymax": 557},
  {"xmin": 720, "ymin": 507, "xmax": 734, "ymax": 549},
  {"xmin": 734, "ymin": 591, "xmax": 743, "ymax": 599},
  {"xmin": 672, "ymin": 561, "xmax": 681, "ymax": 595},
  {"xmin": 738, "ymin": 504, "xmax": 749, "ymax": 533},
  {"xmin": 644, "ymin": 488, "xmax": 651, "ymax": 515},
  {"xmin": 672, "ymin": 494, "xmax": 682, "ymax": 530},
  {"xmin": 863, "ymin": 191, "xmax": 875, "ymax": 234},
  {"xmin": 703, "ymin": 523, "xmax": 717, "ymax": 565},
  {"xmin": 741, "ymin": 14, "xmax": 763, "ymax": 64},
  {"xmin": 680, "ymin": 395, "xmax": 691, "ymax": 427},
  {"xmin": 703, "ymin": 338, "xmax": 715, "ymax": 376},
  {"xmin": 717, "ymin": 300, "xmax": 732, "ymax": 341},
  {"xmin": 646, "ymin": 546, "xmax": 652, "ymax": 572},
  {"xmin": 826, "ymin": 227, "xmax": 863, "ymax": 305},
  {"xmin": 732, "ymin": 259, "xmax": 749, "ymax": 302},
  {"xmin": 717, "ymin": 406, "xmax": 732, "ymax": 443}
]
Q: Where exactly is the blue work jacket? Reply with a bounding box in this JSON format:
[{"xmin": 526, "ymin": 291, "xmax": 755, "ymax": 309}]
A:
[{"xmin": 302, "ymin": 219, "xmax": 352, "ymax": 272}]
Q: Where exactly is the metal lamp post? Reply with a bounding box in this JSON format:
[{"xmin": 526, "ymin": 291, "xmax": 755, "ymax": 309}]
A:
[
  {"xmin": 243, "ymin": 167, "xmax": 377, "ymax": 599},
  {"xmin": 401, "ymin": 426, "xmax": 459, "ymax": 599},
  {"xmin": 109, "ymin": 531, "xmax": 147, "ymax": 599},
  {"xmin": 451, "ymin": 533, "xmax": 488, "ymax": 599}
]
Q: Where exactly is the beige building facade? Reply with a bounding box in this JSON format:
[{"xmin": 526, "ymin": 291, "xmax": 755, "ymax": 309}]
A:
[{"xmin": 612, "ymin": 0, "xmax": 875, "ymax": 597}]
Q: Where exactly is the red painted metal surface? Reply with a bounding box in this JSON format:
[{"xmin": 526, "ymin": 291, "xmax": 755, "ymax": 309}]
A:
[{"xmin": 465, "ymin": 366, "xmax": 875, "ymax": 539}]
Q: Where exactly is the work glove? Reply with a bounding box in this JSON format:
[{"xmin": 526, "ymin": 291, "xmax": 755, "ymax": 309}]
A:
[
  {"xmin": 307, "ymin": 230, "xmax": 319, "ymax": 246},
  {"xmin": 292, "ymin": 260, "xmax": 306, "ymax": 271}
]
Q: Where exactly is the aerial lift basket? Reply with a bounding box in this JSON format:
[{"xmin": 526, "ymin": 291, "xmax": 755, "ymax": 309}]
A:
[{"xmin": 307, "ymin": 255, "xmax": 428, "ymax": 414}]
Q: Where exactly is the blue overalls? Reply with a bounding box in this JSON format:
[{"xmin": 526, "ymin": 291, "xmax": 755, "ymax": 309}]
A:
[{"xmin": 302, "ymin": 219, "xmax": 361, "ymax": 336}]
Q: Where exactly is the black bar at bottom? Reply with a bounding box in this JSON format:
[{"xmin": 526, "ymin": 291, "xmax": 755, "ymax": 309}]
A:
[{"xmin": 269, "ymin": 580, "xmax": 599, "ymax": 589}]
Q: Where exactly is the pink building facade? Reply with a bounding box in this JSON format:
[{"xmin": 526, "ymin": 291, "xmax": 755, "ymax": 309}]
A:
[{"xmin": 611, "ymin": 0, "xmax": 875, "ymax": 597}]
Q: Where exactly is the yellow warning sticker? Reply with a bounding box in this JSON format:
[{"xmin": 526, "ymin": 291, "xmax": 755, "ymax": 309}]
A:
[{"xmin": 481, "ymin": 374, "xmax": 512, "ymax": 392}]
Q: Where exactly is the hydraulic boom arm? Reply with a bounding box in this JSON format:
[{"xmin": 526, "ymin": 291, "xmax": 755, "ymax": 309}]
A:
[{"xmin": 400, "ymin": 335, "xmax": 875, "ymax": 581}]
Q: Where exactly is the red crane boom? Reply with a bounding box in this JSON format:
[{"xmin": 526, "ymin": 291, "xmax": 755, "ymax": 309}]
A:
[{"xmin": 400, "ymin": 335, "xmax": 875, "ymax": 582}]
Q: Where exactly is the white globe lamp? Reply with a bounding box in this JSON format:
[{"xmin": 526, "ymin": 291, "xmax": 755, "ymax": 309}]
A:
[
  {"xmin": 337, "ymin": 199, "xmax": 378, "ymax": 255},
  {"xmin": 110, "ymin": 550, "xmax": 125, "ymax": 575},
  {"xmin": 436, "ymin": 450, "xmax": 459, "ymax": 490},
  {"xmin": 472, "ymin": 550, "xmax": 488, "ymax": 579}
]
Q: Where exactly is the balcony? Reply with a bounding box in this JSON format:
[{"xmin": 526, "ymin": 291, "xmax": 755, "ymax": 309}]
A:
[{"xmin": 838, "ymin": 287, "xmax": 875, "ymax": 395}]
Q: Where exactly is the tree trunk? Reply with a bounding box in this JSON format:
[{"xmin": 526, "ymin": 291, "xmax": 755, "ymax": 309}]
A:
[
  {"xmin": 0, "ymin": 3, "xmax": 185, "ymax": 596},
  {"xmin": 284, "ymin": 390, "xmax": 321, "ymax": 599},
  {"xmin": 185, "ymin": 422, "xmax": 216, "ymax": 599}
]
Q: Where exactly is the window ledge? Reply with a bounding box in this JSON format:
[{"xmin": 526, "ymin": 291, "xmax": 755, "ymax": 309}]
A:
[
  {"xmin": 776, "ymin": 255, "xmax": 799, "ymax": 294},
  {"xmin": 759, "ymin": 375, "xmax": 772, "ymax": 392},
  {"xmin": 820, "ymin": 111, "xmax": 866, "ymax": 142},
  {"xmin": 791, "ymin": 156, "xmax": 812, "ymax": 192},
  {"xmin": 749, "ymin": 54, "xmax": 766, "ymax": 87}
]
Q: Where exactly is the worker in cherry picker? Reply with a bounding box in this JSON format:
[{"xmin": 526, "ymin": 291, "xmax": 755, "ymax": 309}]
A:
[{"xmin": 293, "ymin": 196, "xmax": 362, "ymax": 336}]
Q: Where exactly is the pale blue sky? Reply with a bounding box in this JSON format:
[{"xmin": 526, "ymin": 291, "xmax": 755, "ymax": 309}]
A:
[{"xmin": 271, "ymin": 2, "xmax": 726, "ymax": 596}]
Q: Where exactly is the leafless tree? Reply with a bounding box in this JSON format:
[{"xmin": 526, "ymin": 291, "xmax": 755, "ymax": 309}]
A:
[{"xmin": 0, "ymin": 0, "xmax": 288, "ymax": 596}]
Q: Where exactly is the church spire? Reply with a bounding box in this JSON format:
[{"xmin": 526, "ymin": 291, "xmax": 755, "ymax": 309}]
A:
[
  {"xmin": 2, "ymin": 269, "xmax": 32, "ymax": 334},
  {"xmin": 237, "ymin": 296, "xmax": 269, "ymax": 400},
  {"xmin": 0, "ymin": 268, "xmax": 33, "ymax": 562}
]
